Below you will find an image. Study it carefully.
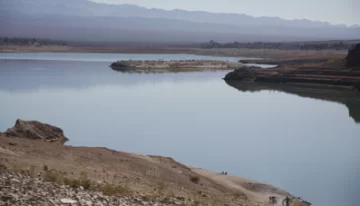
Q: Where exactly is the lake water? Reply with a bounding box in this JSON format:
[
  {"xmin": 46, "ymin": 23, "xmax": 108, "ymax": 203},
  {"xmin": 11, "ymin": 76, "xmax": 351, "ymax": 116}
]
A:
[
  {"xmin": 0, "ymin": 53, "xmax": 359, "ymax": 206},
  {"xmin": 0, "ymin": 52, "xmax": 248, "ymax": 62}
]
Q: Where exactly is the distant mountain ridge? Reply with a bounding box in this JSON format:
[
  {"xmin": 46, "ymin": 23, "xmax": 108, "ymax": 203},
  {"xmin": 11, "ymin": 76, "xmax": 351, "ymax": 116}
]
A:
[
  {"xmin": 2, "ymin": 0, "xmax": 355, "ymax": 28},
  {"xmin": 1, "ymin": 0, "xmax": 360, "ymax": 43}
]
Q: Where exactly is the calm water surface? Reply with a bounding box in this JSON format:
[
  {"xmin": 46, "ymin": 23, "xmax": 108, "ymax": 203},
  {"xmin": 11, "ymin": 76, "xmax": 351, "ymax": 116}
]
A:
[
  {"xmin": 0, "ymin": 53, "xmax": 359, "ymax": 206},
  {"xmin": 0, "ymin": 52, "xmax": 250, "ymax": 62}
]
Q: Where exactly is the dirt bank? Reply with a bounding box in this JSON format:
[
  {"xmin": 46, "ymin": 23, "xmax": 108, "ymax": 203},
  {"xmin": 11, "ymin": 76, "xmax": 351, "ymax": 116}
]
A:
[{"xmin": 0, "ymin": 120, "xmax": 304, "ymax": 206}]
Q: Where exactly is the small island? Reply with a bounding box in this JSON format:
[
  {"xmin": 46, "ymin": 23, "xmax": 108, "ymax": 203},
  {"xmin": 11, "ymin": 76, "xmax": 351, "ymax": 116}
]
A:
[{"xmin": 110, "ymin": 60, "xmax": 243, "ymax": 73}]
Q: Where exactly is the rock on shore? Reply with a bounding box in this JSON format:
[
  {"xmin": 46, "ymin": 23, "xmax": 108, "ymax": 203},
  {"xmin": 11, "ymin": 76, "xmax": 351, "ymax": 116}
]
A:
[
  {"xmin": 5, "ymin": 119, "xmax": 68, "ymax": 144},
  {"xmin": 110, "ymin": 61, "xmax": 133, "ymax": 69}
]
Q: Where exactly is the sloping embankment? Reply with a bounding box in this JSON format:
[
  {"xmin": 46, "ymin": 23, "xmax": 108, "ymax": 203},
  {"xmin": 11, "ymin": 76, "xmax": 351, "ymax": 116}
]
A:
[
  {"xmin": 224, "ymin": 67, "xmax": 360, "ymax": 90},
  {"xmin": 0, "ymin": 119, "xmax": 300, "ymax": 206}
]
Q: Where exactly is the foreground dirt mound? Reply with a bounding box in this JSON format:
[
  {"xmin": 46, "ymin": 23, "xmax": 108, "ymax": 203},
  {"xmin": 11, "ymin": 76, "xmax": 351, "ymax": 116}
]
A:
[
  {"xmin": 5, "ymin": 119, "xmax": 68, "ymax": 144},
  {"xmin": 0, "ymin": 134, "xmax": 297, "ymax": 206},
  {"xmin": 346, "ymin": 44, "xmax": 360, "ymax": 69},
  {"xmin": 0, "ymin": 119, "xmax": 306, "ymax": 206}
]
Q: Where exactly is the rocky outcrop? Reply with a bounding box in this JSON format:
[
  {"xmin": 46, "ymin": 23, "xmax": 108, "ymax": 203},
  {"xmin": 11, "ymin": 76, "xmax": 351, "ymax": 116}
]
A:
[
  {"xmin": 5, "ymin": 119, "xmax": 68, "ymax": 144},
  {"xmin": 346, "ymin": 44, "xmax": 360, "ymax": 69},
  {"xmin": 224, "ymin": 67, "xmax": 256, "ymax": 81}
]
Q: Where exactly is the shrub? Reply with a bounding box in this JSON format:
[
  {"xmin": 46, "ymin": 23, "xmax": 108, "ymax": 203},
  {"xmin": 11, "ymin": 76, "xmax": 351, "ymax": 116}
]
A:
[
  {"xmin": 190, "ymin": 176, "xmax": 200, "ymax": 184},
  {"xmin": 63, "ymin": 177, "xmax": 91, "ymax": 189},
  {"xmin": 100, "ymin": 184, "xmax": 128, "ymax": 196},
  {"xmin": 80, "ymin": 178, "xmax": 92, "ymax": 190},
  {"xmin": 79, "ymin": 171, "xmax": 92, "ymax": 189},
  {"xmin": 40, "ymin": 169, "xmax": 131, "ymax": 196},
  {"xmin": 0, "ymin": 164, "xmax": 7, "ymax": 174},
  {"xmin": 26, "ymin": 166, "xmax": 36, "ymax": 177},
  {"xmin": 70, "ymin": 179, "xmax": 81, "ymax": 188},
  {"xmin": 63, "ymin": 177, "xmax": 72, "ymax": 186},
  {"xmin": 43, "ymin": 170, "xmax": 60, "ymax": 183}
]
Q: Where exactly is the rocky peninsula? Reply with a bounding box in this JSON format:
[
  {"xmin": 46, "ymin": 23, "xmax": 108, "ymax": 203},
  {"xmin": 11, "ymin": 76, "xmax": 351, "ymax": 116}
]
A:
[
  {"xmin": 110, "ymin": 60, "xmax": 242, "ymax": 73},
  {"xmin": 0, "ymin": 119, "xmax": 308, "ymax": 206},
  {"xmin": 224, "ymin": 44, "xmax": 360, "ymax": 92}
]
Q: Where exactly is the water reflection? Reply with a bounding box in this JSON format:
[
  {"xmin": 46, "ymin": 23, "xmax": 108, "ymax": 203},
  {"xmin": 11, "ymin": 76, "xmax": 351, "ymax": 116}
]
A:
[
  {"xmin": 225, "ymin": 80, "xmax": 360, "ymax": 123},
  {"xmin": 0, "ymin": 59, "xmax": 227, "ymax": 92}
]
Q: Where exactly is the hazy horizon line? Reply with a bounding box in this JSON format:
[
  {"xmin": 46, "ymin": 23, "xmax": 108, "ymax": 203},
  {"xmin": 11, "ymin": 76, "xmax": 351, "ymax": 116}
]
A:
[{"xmin": 89, "ymin": 1, "xmax": 359, "ymax": 27}]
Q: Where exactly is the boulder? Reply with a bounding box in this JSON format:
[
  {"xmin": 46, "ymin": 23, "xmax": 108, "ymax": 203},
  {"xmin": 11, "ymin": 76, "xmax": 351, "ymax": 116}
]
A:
[
  {"xmin": 111, "ymin": 61, "xmax": 128, "ymax": 68},
  {"xmin": 60, "ymin": 198, "xmax": 77, "ymax": 204},
  {"xmin": 5, "ymin": 119, "xmax": 69, "ymax": 144},
  {"xmin": 346, "ymin": 44, "xmax": 360, "ymax": 69},
  {"xmin": 110, "ymin": 61, "xmax": 134, "ymax": 69},
  {"xmin": 224, "ymin": 67, "xmax": 256, "ymax": 81}
]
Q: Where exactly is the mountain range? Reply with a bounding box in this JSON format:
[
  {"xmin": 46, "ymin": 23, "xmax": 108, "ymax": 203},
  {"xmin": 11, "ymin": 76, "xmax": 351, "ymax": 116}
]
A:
[{"xmin": 1, "ymin": 0, "xmax": 359, "ymax": 43}]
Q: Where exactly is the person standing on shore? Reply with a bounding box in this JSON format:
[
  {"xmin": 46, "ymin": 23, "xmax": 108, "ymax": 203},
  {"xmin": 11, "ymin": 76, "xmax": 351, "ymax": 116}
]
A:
[{"xmin": 282, "ymin": 196, "xmax": 290, "ymax": 206}]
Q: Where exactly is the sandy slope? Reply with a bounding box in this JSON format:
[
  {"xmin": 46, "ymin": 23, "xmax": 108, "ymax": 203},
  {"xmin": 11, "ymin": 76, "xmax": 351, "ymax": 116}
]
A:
[
  {"xmin": 192, "ymin": 168, "xmax": 291, "ymax": 203},
  {"xmin": 0, "ymin": 134, "xmax": 292, "ymax": 206}
]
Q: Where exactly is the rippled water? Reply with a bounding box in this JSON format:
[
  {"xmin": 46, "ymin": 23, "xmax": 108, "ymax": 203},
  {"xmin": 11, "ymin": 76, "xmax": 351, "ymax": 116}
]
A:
[{"xmin": 0, "ymin": 53, "xmax": 359, "ymax": 206}]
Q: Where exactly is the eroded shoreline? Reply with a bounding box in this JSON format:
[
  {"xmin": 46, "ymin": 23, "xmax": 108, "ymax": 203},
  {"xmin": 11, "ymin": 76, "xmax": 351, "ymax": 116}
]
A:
[
  {"xmin": 0, "ymin": 119, "xmax": 306, "ymax": 206},
  {"xmin": 224, "ymin": 45, "xmax": 360, "ymax": 92}
]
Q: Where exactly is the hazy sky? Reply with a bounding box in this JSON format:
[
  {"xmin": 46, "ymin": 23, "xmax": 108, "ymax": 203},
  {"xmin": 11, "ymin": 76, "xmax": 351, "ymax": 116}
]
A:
[{"xmin": 91, "ymin": 0, "xmax": 359, "ymax": 26}]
